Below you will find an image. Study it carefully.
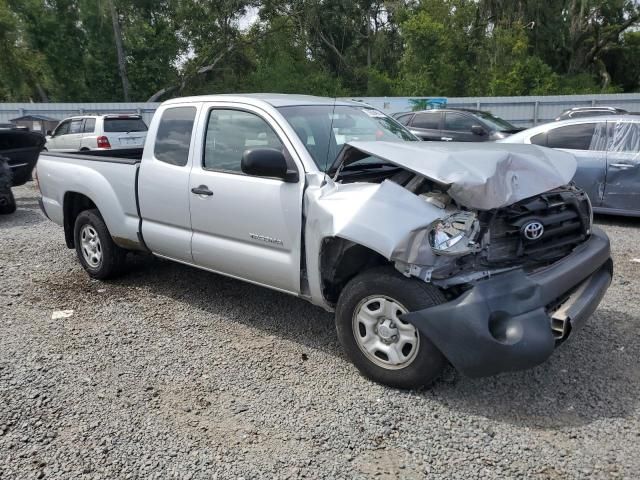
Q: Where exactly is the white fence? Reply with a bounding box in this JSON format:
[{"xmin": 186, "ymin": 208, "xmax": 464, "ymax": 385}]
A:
[
  {"xmin": 2, "ymin": 93, "xmax": 640, "ymax": 128},
  {"xmin": 0, "ymin": 102, "xmax": 160, "ymax": 126},
  {"xmin": 354, "ymin": 93, "xmax": 640, "ymax": 126}
]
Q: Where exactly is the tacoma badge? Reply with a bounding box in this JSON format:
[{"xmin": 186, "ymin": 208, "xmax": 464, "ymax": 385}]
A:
[{"xmin": 249, "ymin": 233, "xmax": 283, "ymax": 245}]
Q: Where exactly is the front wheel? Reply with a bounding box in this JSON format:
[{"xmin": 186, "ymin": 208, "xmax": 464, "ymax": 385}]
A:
[{"xmin": 335, "ymin": 266, "xmax": 447, "ymax": 389}]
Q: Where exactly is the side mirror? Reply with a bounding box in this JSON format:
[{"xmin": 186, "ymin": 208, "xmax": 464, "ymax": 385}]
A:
[
  {"xmin": 241, "ymin": 148, "xmax": 299, "ymax": 183},
  {"xmin": 471, "ymin": 125, "xmax": 486, "ymax": 136}
]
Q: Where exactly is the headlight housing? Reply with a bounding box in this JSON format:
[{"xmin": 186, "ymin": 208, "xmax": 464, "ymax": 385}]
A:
[{"xmin": 429, "ymin": 211, "xmax": 480, "ymax": 256}]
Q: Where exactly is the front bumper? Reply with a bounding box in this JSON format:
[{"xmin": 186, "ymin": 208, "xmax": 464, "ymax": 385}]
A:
[{"xmin": 401, "ymin": 227, "xmax": 612, "ymax": 377}]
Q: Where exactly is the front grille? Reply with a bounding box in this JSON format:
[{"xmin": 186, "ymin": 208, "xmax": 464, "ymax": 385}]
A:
[{"xmin": 485, "ymin": 186, "xmax": 591, "ymax": 266}]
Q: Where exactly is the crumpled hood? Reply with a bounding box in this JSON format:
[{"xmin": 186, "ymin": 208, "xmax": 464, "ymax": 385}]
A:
[{"xmin": 342, "ymin": 141, "xmax": 577, "ymax": 210}]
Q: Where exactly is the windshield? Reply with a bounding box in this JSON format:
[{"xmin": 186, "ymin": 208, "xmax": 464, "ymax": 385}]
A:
[
  {"xmin": 277, "ymin": 105, "xmax": 417, "ymax": 170},
  {"xmin": 104, "ymin": 118, "xmax": 148, "ymax": 133},
  {"xmin": 473, "ymin": 111, "xmax": 517, "ymax": 131}
]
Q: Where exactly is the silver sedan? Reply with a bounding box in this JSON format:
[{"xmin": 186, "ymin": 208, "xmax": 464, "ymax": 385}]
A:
[{"xmin": 501, "ymin": 116, "xmax": 640, "ymax": 217}]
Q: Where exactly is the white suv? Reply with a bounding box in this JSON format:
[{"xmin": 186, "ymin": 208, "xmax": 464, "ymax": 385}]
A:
[{"xmin": 45, "ymin": 114, "xmax": 148, "ymax": 152}]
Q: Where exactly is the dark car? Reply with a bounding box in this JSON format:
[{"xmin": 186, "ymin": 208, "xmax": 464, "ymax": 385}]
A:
[
  {"xmin": 393, "ymin": 108, "xmax": 522, "ymax": 142},
  {"xmin": 555, "ymin": 106, "xmax": 628, "ymax": 121},
  {"xmin": 0, "ymin": 128, "xmax": 45, "ymax": 186}
]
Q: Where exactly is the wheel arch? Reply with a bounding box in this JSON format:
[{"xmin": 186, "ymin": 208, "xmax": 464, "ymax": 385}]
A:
[
  {"xmin": 63, "ymin": 191, "xmax": 98, "ymax": 248},
  {"xmin": 319, "ymin": 236, "xmax": 391, "ymax": 307}
]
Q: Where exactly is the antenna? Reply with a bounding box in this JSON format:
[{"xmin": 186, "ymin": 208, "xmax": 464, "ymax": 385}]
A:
[
  {"xmin": 323, "ymin": 96, "xmax": 337, "ymax": 181},
  {"xmin": 322, "ymin": 18, "xmax": 348, "ymax": 181}
]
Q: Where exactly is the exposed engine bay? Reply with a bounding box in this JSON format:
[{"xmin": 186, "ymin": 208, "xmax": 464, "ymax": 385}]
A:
[
  {"xmin": 305, "ymin": 139, "xmax": 584, "ymax": 310},
  {"xmin": 331, "ymin": 148, "xmax": 592, "ymax": 291}
]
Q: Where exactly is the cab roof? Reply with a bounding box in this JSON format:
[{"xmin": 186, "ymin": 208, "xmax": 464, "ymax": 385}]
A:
[{"xmin": 162, "ymin": 93, "xmax": 363, "ymax": 108}]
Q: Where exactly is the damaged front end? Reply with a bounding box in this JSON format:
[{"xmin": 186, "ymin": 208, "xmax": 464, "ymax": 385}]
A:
[
  {"xmin": 305, "ymin": 140, "xmax": 612, "ymax": 377},
  {"xmin": 396, "ymin": 184, "xmax": 594, "ymax": 288},
  {"xmin": 392, "ymin": 185, "xmax": 612, "ymax": 377}
]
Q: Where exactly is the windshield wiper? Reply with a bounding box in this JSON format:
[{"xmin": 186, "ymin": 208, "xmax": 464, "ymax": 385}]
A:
[{"xmin": 342, "ymin": 162, "xmax": 393, "ymax": 171}]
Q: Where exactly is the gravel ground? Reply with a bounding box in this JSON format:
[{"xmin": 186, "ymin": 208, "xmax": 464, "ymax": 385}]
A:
[{"xmin": 1, "ymin": 184, "xmax": 639, "ymax": 479}]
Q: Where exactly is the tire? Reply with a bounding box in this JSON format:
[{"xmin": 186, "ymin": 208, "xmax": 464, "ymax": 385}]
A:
[
  {"xmin": 73, "ymin": 209, "xmax": 126, "ymax": 279},
  {"xmin": 0, "ymin": 188, "xmax": 16, "ymax": 215},
  {"xmin": 335, "ymin": 266, "xmax": 447, "ymax": 389}
]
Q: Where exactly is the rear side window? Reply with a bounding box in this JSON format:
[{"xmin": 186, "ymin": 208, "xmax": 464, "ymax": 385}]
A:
[
  {"xmin": 104, "ymin": 118, "xmax": 148, "ymax": 132},
  {"xmin": 83, "ymin": 118, "xmax": 96, "ymax": 133},
  {"xmin": 547, "ymin": 123, "xmax": 596, "ymax": 150},
  {"xmin": 412, "ymin": 112, "xmax": 440, "ymax": 129},
  {"xmin": 203, "ymin": 109, "xmax": 283, "ymax": 173},
  {"xmin": 154, "ymin": 107, "xmax": 197, "ymax": 166}
]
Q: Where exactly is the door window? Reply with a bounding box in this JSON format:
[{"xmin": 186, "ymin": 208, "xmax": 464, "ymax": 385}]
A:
[
  {"xmin": 69, "ymin": 119, "xmax": 83, "ymax": 134},
  {"xmin": 444, "ymin": 113, "xmax": 476, "ymax": 132},
  {"xmin": 203, "ymin": 109, "xmax": 283, "ymax": 173},
  {"xmin": 608, "ymin": 122, "xmax": 640, "ymax": 153},
  {"xmin": 54, "ymin": 121, "xmax": 70, "ymax": 136},
  {"xmin": 547, "ymin": 123, "xmax": 596, "ymax": 150},
  {"xmin": 530, "ymin": 132, "xmax": 547, "ymax": 146},
  {"xmin": 395, "ymin": 113, "xmax": 413, "ymax": 126},
  {"xmin": 83, "ymin": 118, "xmax": 96, "ymax": 133},
  {"xmin": 412, "ymin": 112, "xmax": 440, "ymax": 129},
  {"xmin": 153, "ymin": 107, "xmax": 197, "ymax": 166}
]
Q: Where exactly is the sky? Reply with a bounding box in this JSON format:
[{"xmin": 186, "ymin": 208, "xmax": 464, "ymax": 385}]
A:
[{"xmin": 239, "ymin": 6, "xmax": 259, "ymax": 31}]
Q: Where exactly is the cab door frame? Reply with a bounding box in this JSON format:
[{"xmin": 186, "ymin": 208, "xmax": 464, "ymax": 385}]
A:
[
  {"xmin": 138, "ymin": 102, "xmax": 203, "ymax": 263},
  {"xmin": 187, "ymin": 101, "xmax": 306, "ymax": 295}
]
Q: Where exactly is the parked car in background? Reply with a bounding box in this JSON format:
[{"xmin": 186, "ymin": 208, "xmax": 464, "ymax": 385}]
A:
[
  {"xmin": 555, "ymin": 106, "xmax": 628, "ymax": 121},
  {"xmin": 0, "ymin": 127, "xmax": 45, "ymax": 186},
  {"xmin": 36, "ymin": 94, "xmax": 612, "ymax": 389},
  {"xmin": 45, "ymin": 114, "xmax": 148, "ymax": 152},
  {"xmin": 0, "ymin": 127, "xmax": 45, "ymax": 213},
  {"xmin": 0, "ymin": 155, "xmax": 15, "ymax": 214},
  {"xmin": 501, "ymin": 116, "xmax": 640, "ymax": 217},
  {"xmin": 393, "ymin": 108, "xmax": 523, "ymax": 142}
]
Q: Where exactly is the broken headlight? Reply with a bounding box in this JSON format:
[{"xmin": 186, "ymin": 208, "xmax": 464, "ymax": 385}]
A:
[{"xmin": 429, "ymin": 211, "xmax": 480, "ymax": 256}]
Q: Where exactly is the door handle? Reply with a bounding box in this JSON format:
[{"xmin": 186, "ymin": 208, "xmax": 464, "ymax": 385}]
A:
[
  {"xmin": 441, "ymin": 137, "xmax": 453, "ymax": 141},
  {"xmin": 191, "ymin": 185, "xmax": 213, "ymax": 196},
  {"xmin": 610, "ymin": 163, "xmax": 633, "ymax": 169}
]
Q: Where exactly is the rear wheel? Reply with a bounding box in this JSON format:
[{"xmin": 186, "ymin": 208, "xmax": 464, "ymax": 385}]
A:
[
  {"xmin": 74, "ymin": 209, "xmax": 126, "ymax": 279},
  {"xmin": 336, "ymin": 266, "xmax": 447, "ymax": 389}
]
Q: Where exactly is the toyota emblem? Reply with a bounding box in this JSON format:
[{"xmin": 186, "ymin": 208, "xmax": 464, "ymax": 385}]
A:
[{"xmin": 522, "ymin": 221, "xmax": 544, "ymax": 241}]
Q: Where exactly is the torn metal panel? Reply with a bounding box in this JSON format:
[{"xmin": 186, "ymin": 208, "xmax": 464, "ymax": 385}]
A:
[
  {"xmin": 303, "ymin": 177, "xmax": 443, "ymax": 309},
  {"xmin": 340, "ymin": 141, "xmax": 577, "ymax": 210}
]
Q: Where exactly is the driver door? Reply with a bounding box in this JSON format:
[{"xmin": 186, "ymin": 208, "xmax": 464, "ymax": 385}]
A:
[{"xmin": 188, "ymin": 104, "xmax": 305, "ymax": 294}]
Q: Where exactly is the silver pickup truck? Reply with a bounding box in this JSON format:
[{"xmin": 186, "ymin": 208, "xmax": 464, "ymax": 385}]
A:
[{"xmin": 36, "ymin": 94, "xmax": 613, "ymax": 389}]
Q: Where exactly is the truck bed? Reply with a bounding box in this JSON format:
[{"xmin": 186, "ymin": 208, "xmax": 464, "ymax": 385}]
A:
[{"xmin": 37, "ymin": 149, "xmax": 143, "ymax": 250}]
